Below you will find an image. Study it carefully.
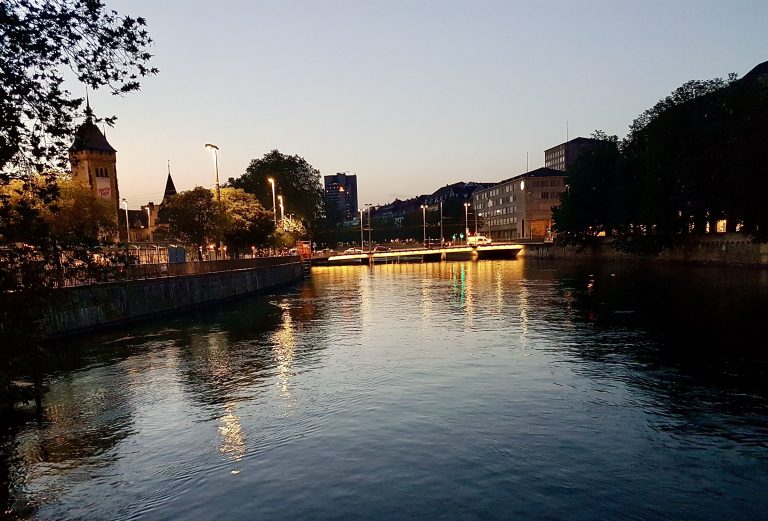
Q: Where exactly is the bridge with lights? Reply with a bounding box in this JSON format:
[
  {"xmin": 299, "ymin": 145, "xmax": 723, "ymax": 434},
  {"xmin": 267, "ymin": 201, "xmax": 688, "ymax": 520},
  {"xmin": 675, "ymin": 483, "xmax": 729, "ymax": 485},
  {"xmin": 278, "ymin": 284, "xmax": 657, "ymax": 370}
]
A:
[{"xmin": 314, "ymin": 243, "xmax": 527, "ymax": 266}]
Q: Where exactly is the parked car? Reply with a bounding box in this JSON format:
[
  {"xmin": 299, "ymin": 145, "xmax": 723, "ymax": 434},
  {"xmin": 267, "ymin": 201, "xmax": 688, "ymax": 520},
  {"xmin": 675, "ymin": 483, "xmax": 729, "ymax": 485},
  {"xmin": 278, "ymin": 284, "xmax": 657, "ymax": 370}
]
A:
[{"xmin": 467, "ymin": 235, "xmax": 492, "ymax": 246}]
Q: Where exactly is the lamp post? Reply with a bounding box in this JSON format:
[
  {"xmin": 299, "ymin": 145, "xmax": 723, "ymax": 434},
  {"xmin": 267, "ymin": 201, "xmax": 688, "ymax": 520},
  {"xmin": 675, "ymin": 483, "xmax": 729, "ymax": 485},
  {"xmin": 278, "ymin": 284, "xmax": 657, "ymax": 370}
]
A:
[
  {"xmin": 268, "ymin": 178, "xmax": 277, "ymax": 226},
  {"xmin": 464, "ymin": 203, "xmax": 470, "ymax": 244},
  {"xmin": 420, "ymin": 205, "xmax": 427, "ymax": 247},
  {"xmin": 204, "ymin": 144, "xmax": 221, "ymax": 203},
  {"xmin": 121, "ymin": 198, "xmax": 129, "ymax": 242},
  {"xmin": 146, "ymin": 206, "xmax": 152, "ymax": 243},
  {"xmin": 439, "ymin": 201, "xmax": 444, "ymax": 246},
  {"xmin": 366, "ymin": 203, "xmax": 372, "ymax": 251},
  {"xmin": 359, "ymin": 208, "xmax": 364, "ymax": 251}
]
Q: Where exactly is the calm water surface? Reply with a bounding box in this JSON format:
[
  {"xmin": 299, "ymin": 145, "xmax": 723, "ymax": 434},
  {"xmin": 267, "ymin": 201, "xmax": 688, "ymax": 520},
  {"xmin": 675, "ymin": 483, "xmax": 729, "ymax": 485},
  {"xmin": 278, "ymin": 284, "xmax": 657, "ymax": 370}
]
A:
[{"xmin": 2, "ymin": 260, "xmax": 768, "ymax": 520}]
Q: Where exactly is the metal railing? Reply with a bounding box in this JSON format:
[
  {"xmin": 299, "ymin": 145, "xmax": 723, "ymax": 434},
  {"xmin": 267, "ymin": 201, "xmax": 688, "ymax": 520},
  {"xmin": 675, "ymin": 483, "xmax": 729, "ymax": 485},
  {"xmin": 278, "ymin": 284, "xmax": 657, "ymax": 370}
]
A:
[{"xmin": 57, "ymin": 256, "xmax": 301, "ymax": 287}]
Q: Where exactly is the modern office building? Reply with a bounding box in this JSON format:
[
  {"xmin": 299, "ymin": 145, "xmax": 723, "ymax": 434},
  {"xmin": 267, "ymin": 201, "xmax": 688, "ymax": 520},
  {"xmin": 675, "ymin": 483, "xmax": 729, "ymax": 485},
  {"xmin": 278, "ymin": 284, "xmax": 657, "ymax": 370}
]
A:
[
  {"xmin": 324, "ymin": 173, "xmax": 358, "ymax": 223},
  {"xmin": 544, "ymin": 137, "xmax": 601, "ymax": 172},
  {"xmin": 472, "ymin": 167, "xmax": 567, "ymax": 240}
]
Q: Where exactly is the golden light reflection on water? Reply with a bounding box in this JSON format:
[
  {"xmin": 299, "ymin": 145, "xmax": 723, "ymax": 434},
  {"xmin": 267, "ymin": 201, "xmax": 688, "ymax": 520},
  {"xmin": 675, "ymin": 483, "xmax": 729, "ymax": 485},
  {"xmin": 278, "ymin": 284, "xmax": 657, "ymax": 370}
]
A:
[
  {"xmin": 218, "ymin": 403, "xmax": 245, "ymax": 465},
  {"xmin": 272, "ymin": 300, "xmax": 296, "ymax": 406}
]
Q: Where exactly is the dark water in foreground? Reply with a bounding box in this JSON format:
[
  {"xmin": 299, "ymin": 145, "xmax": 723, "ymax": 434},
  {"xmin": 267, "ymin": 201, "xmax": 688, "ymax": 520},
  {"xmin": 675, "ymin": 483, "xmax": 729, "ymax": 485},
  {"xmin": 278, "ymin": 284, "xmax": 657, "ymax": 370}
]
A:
[{"xmin": 2, "ymin": 260, "xmax": 768, "ymax": 520}]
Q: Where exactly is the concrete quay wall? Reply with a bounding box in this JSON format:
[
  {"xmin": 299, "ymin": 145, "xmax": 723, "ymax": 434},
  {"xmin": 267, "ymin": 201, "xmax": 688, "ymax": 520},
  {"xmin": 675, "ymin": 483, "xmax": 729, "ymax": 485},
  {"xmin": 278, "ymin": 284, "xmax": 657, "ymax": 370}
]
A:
[
  {"xmin": 40, "ymin": 259, "xmax": 304, "ymax": 337},
  {"xmin": 520, "ymin": 233, "xmax": 768, "ymax": 267}
]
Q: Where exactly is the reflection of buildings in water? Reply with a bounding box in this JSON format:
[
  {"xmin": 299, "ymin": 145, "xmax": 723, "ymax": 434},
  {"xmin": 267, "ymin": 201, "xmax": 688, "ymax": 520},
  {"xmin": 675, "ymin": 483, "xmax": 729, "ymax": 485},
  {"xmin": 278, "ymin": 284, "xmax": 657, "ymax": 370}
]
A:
[{"xmin": 218, "ymin": 403, "xmax": 246, "ymax": 464}]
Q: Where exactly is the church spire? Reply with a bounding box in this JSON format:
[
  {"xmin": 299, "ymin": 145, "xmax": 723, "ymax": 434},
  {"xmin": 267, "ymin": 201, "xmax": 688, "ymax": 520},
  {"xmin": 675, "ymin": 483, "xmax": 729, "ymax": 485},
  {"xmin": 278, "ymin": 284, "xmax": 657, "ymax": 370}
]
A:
[
  {"xmin": 163, "ymin": 160, "xmax": 177, "ymax": 203},
  {"xmin": 85, "ymin": 88, "xmax": 94, "ymax": 122}
]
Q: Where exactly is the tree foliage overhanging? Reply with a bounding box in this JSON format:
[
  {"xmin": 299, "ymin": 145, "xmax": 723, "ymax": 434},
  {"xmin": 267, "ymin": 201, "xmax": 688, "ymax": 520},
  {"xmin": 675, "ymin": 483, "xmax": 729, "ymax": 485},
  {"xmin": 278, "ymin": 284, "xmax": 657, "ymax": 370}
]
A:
[
  {"xmin": 0, "ymin": 0, "xmax": 157, "ymax": 175},
  {"xmin": 1, "ymin": 0, "xmax": 157, "ymax": 408},
  {"xmin": 553, "ymin": 71, "xmax": 768, "ymax": 253}
]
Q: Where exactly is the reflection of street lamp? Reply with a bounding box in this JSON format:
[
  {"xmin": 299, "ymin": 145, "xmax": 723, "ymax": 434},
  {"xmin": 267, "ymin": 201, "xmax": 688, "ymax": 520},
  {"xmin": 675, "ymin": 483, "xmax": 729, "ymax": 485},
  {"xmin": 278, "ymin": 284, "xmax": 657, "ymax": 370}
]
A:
[
  {"xmin": 121, "ymin": 198, "xmax": 129, "ymax": 242},
  {"xmin": 277, "ymin": 195, "xmax": 284, "ymax": 225},
  {"xmin": 420, "ymin": 205, "xmax": 427, "ymax": 246},
  {"xmin": 204, "ymin": 144, "xmax": 221, "ymax": 203},
  {"xmin": 268, "ymin": 178, "xmax": 276, "ymax": 225},
  {"xmin": 464, "ymin": 202, "xmax": 470, "ymax": 244}
]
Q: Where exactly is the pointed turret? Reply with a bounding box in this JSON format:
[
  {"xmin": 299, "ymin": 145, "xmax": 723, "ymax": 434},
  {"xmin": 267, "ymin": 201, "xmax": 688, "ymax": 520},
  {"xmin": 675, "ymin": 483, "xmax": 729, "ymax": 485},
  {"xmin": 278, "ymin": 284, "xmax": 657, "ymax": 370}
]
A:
[
  {"xmin": 69, "ymin": 99, "xmax": 117, "ymax": 153},
  {"xmin": 162, "ymin": 161, "xmax": 177, "ymax": 203}
]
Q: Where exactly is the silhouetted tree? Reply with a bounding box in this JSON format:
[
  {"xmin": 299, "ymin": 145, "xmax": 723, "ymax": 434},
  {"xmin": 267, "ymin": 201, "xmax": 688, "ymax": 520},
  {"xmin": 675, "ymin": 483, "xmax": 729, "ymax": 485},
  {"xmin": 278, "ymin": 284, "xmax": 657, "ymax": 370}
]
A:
[
  {"xmin": 0, "ymin": 0, "xmax": 157, "ymax": 175},
  {"xmin": 164, "ymin": 188, "xmax": 226, "ymax": 260},
  {"xmin": 229, "ymin": 150, "xmax": 323, "ymax": 232}
]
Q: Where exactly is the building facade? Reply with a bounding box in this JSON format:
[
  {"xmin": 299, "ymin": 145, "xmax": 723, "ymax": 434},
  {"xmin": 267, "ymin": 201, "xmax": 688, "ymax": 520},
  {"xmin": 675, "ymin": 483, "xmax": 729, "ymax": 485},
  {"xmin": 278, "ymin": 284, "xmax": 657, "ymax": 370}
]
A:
[
  {"xmin": 544, "ymin": 137, "xmax": 601, "ymax": 172},
  {"xmin": 472, "ymin": 167, "xmax": 566, "ymax": 240},
  {"xmin": 324, "ymin": 173, "xmax": 358, "ymax": 223}
]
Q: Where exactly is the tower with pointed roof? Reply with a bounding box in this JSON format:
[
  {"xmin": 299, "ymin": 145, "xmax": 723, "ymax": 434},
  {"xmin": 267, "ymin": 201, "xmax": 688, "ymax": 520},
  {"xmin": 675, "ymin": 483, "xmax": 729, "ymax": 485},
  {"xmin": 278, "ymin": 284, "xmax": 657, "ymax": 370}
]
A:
[{"xmin": 69, "ymin": 100, "xmax": 120, "ymax": 227}]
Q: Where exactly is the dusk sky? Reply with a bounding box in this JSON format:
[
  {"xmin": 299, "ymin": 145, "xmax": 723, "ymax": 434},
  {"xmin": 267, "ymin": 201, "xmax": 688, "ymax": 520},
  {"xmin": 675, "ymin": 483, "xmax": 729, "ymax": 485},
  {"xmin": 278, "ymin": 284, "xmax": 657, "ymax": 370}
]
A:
[{"xmin": 89, "ymin": 0, "xmax": 767, "ymax": 208}]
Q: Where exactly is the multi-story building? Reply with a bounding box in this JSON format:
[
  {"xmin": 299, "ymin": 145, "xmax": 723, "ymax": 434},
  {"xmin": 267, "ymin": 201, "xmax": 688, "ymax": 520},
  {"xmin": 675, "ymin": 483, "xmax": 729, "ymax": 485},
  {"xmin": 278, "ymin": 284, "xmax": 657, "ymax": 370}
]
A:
[
  {"xmin": 472, "ymin": 167, "xmax": 567, "ymax": 240},
  {"xmin": 544, "ymin": 137, "xmax": 601, "ymax": 172},
  {"xmin": 324, "ymin": 173, "xmax": 358, "ymax": 224}
]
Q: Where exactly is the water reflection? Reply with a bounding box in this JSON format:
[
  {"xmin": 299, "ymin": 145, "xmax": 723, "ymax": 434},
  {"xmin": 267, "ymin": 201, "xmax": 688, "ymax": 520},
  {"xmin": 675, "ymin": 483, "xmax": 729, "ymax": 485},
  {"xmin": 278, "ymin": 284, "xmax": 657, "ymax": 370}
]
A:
[
  {"xmin": 218, "ymin": 404, "xmax": 245, "ymax": 464},
  {"xmin": 1, "ymin": 260, "xmax": 767, "ymax": 519}
]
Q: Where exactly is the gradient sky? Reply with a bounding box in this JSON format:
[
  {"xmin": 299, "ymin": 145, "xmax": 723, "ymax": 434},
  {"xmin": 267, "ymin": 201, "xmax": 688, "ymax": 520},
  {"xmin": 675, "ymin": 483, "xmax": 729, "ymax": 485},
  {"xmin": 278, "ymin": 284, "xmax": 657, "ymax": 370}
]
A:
[{"xmin": 88, "ymin": 0, "xmax": 767, "ymax": 208}]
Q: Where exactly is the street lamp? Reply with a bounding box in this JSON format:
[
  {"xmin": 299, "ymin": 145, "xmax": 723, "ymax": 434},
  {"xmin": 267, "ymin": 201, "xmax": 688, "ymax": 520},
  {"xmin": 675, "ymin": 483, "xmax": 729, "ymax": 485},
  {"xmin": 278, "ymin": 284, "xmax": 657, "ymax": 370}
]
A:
[
  {"xmin": 204, "ymin": 144, "xmax": 221, "ymax": 203},
  {"xmin": 121, "ymin": 198, "xmax": 129, "ymax": 242},
  {"xmin": 464, "ymin": 202, "xmax": 470, "ymax": 244},
  {"xmin": 365, "ymin": 203, "xmax": 372, "ymax": 251},
  {"xmin": 359, "ymin": 208, "xmax": 364, "ymax": 251},
  {"xmin": 420, "ymin": 204, "xmax": 427, "ymax": 247},
  {"xmin": 268, "ymin": 177, "xmax": 277, "ymax": 226},
  {"xmin": 146, "ymin": 206, "xmax": 152, "ymax": 243},
  {"xmin": 439, "ymin": 201, "xmax": 444, "ymax": 247}
]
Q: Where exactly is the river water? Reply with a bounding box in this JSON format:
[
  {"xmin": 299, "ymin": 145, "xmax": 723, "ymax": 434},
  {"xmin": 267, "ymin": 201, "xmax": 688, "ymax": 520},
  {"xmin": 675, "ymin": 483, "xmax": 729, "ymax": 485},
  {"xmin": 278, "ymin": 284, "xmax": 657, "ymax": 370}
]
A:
[{"xmin": 2, "ymin": 260, "xmax": 768, "ymax": 520}]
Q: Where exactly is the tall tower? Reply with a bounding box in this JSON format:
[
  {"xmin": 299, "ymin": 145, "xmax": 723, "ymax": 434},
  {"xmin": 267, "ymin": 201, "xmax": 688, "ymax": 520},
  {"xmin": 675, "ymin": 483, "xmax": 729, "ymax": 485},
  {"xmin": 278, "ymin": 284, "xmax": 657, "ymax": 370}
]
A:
[{"xmin": 68, "ymin": 102, "xmax": 120, "ymax": 224}]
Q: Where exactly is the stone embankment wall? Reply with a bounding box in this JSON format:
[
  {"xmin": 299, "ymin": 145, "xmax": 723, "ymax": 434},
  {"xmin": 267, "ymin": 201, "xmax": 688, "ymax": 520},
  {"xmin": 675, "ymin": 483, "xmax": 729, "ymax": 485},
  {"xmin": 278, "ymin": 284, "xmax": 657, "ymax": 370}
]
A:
[
  {"xmin": 520, "ymin": 233, "xmax": 768, "ymax": 267},
  {"xmin": 40, "ymin": 258, "xmax": 304, "ymax": 337}
]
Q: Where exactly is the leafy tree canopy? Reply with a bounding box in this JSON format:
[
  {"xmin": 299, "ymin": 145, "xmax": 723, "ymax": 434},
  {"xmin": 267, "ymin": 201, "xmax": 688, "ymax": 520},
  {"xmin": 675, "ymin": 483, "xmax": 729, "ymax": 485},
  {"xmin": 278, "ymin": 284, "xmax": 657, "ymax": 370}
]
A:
[
  {"xmin": 164, "ymin": 187, "xmax": 225, "ymax": 259},
  {"xmin": 229, "ymin": 150, "xmax": 323, "ymax": 229},
  {"xmin": 219, "ymin": 187, "xmax": 274, "ymax": 256},
  {"xmin": 1, "ymin": 0, "xmax": 157, "ymax": 176}
]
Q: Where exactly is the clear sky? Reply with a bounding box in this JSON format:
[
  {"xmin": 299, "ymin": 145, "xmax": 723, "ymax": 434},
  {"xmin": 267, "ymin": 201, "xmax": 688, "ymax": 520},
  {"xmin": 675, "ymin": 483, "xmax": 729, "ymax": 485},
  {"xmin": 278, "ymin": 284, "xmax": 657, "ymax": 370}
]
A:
[{"xmin": 89, "ymin": 0, "xmax": 767, "ymax": 208}]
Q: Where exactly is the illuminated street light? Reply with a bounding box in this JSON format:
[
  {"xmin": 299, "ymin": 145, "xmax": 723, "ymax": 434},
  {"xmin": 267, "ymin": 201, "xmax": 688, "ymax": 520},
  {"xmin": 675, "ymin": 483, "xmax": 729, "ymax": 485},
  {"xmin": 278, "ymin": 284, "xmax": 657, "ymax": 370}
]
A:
[
  {"xmin": 420, "ymin": 204, "xmax": 427, "ymax": 247},
  {"xmin": 268, "ymin": 178, "xmax": 277, "ymax": 225},
  {"xmin": 359, "ymin": 208, "xmax": 364, "ymax": 251},
  {"xmin": 439, "ymin": 201, "xmax": 443, "ymax": 246},
  {"xmin": 464, "ymin": 202, "xmax": 470, "ymax": 244},
  {"xmin": 365, "ymin": 203, "xmax": 372, "ymax": 252},
  {"xmin": 204, "ymin": 144, "xmax": 221, "ymax": 203},
  {"xmin": 121, "ymin": 198, "xmax": 129, "ymax": 242},
  {"xmin": 146, "ymin": 206, "xmax": 152, "ymax": 243}
]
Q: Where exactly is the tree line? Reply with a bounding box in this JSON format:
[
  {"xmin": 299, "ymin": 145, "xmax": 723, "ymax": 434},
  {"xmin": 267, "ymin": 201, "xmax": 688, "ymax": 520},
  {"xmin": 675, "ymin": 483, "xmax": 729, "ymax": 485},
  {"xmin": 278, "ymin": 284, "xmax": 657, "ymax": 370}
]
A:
[{"xmin": 553, "ymin": 70, "xmax": 768, "ymax": 253}]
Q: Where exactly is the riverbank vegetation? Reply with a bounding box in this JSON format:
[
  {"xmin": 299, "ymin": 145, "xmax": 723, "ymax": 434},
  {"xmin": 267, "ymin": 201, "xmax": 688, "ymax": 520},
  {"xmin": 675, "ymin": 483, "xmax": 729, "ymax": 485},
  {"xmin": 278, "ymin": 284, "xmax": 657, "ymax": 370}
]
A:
[
  {"xmin": 553, "ymin": 66, "xmax": 768, "ymax": 254},
  {"xmin": 1, "ymin": 0, "xmax": 157, "ymax": 409}
]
